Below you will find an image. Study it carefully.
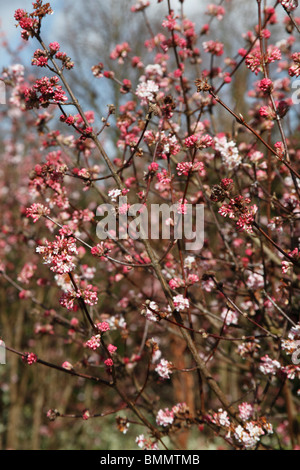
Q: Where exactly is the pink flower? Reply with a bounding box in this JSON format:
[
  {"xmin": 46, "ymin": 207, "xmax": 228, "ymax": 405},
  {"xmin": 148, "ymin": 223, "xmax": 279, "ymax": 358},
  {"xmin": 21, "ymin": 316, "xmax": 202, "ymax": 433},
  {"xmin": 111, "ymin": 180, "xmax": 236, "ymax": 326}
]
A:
[
  {"xmin": 282, "ymin": 260, "xmax": 292, "ymax": 274},
  {"xmin": 177, "ymin": 161, "xmax": 205, "ymax": 176},
  {"xmin": 162, "ymin": 12, "xmax": 178, "ymax": 31},
  {"xmin": 14, "ymin": 9, "xmax": 26, "ymax": 22},
  {"xmin": 65, "ymin": 116, "xmax": 76, "ymax": 126},
  {"xmin": 131, "ymin": 1, "xmax": 150, "ymax": 13},
  {"xmin": 274, "ymin": 141, "xmax": 285, "ymax": 158},
  {"xmin": 221, "ymin": 308, "xmax": 239, "ymax": 326},
  {"xmin": 155, "ymin": 358, "xmax": 173, "ymax": 379},
  {"xmin": 32, "ymin": 50, "xmax": 48, "ymax": 67},
  {"xmin": 173, "ymin": 294, "xmax": 189, "ymax": 311},
  {"xmin": 169, "ymin": 278, "xmax": 184, "ymax": 290},
  {"xmin": 119, "ymin": 203, "xmax": 130, "ymax": 215},
  {"xmin": 280, "ymin": 0, "xmax": 298, "ymax": 12},
  {"xmin": 187, "ymin": 274, "xmax": 199, "ymax": 286},
  {"xmin": 245, "ymin": 46, "xmax": 281, "ymax": 75},
  {"xmin": 259, "ymin": 106, "xmax": 276, "ymax": 119},
  {"xmin": 91, "ymin": 242, "xmax": 110, "ymax": 258},
  {"xmin": 203, "ymin": 40, "xmax": 224, "ymax": 56},
  {"xmin": 218, "ymin": 203, "xmax": 235, "ymax": 219},
  {"xmin": 60, "ymin": 284, "xmax": 98, "ymax": 311},
  {"xmin": 107, "ymin": 344, "xmax": 117, "ymax": 354},
  {"xmin": 82, "ymin": 410, "xmax": 90, "ymax": 420},
  {"xmin": 184, "ymin": 134, "xmax": 199, "ymax": 148},
  {"xmin": 143, "ymin": 301, "xmax": 160, "ymax": 322},
  {"xmin": 289, "ymin": 52, "xmax": 300, "ymax": 77},
  {"xmin": 148, "ymin": 162, "xmax": 159, "ymax": 173},
  {"xmin": 26, "ymin": 203, "xmax": 50, "ymax": 223},
  {"xmin": 110, "ymin": 42, "xmax": 131, "ymax": 63},
  {"xmin": 156, "ymin": 408, "xmax": 174, "ymax": 427},
  {"xmin": 136, "ymin": 79, "xmax": 159, "ymax": 103},
  {"xmin": 62, "ymin": 361, "xmax": 73, "ymax": 370},
  {"xmin": 205, "ymin": 4, "xmax": 226, "ymax": 21},
  {"xmin": 49, "ymin": 42, "xmax": 60, "ymax": 53},
  {"xmin": 238, "ymin": 402, "xmax": 254, "ymax": 421},
  {"xmin": 258, "ymin": 78, "xmax": 273, "ymax": 93},
  {"xmin": 136, "ymin": 434, "xmax": 159, "ymax": 450},
  {"xmin": 85, "ymin": 335, "xmax": 101, "ymax": 351},
  {"xmin": 212, "ymin": 408, "xmax": 231, "ymax": 428},
  {"xmin": 281, "ymin": 364, "xmax": 300, "ymax": 380},
  {"xmin": 220, "ymin": 178, "xmax": 234, "ymax": 191},
  {"xmin": 17, "ymin": 262, "xmax": 37, "ymax": 285},
  {"xmin": 19, "ymin": 17, "xmax": 35, "ymax": 31},
  {"xmin": 259, "ymin": 355, "xmax": 281, "ymax": 375},
  {"xmin": 24, "ymin": 76, "xmax": 67, "ymax": 109},
  {"xmin": 104, "ymin": 358, "xmax": 114, "ymax": 367},
  {"xmin": 22, "ymin": 352, "xmax": 38, "ymax": 365},
  {"xmin": 36, "ymin": 232, "xmax": 78, "ymax": 275},
  {"xmin": 214, "ymin": 135, "xmax": 241, "ymax": 169},
  {"xmin": 97, "ymin": 321, "xmax": 110, "ymax": 333},
  {"xmin": 177, "ymin": 198, "xmax": 188, "ymax": 215},
  {"xmin": 80, "ymin": 285, "xmax": 98, "ymax": 306}
]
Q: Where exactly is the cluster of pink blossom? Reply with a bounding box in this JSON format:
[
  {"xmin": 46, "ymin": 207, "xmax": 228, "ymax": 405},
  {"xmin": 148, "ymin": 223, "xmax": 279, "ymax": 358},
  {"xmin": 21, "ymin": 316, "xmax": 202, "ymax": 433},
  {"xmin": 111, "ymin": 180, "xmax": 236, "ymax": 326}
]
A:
[
  {"xmin": 24, "ymin": 76, "xmax": 68, "ymax": 109},
  {"xmin": 218, "ymin": 195, "xmax": 258, "ymax": 234},
  {"xmin": 155, "ymin": 358, "xmax": 173, "ymax": 380},
  {"xmin": 156, "ymin": 402, "xmax": 189, "ymax": 428},
  {"xmin": 36, "ymin": 228, "xmax": 78, "ymax": 275},
  {"xmin": 280, "ymin": 0, "xmax": 299, "ymax": 12},
  {"xmin": 60, "ymin": 284, "xmax": 98, "ymax": 310}
]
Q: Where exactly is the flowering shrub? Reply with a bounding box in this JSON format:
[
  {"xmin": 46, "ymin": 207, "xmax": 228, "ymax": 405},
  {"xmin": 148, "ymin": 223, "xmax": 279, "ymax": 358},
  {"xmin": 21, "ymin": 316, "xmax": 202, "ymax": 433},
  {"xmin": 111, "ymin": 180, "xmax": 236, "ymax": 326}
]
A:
[{"xmin": 0, "ymin": 0, "xmax": 300, "ymax": 450}]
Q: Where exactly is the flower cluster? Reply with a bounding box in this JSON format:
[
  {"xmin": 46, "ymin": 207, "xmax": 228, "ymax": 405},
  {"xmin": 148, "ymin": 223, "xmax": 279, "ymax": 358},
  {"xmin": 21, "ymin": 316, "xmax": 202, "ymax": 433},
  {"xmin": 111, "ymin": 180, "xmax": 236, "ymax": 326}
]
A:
[
  {"xmin": 60, "ymin": 284, "xmax": 98, "ymax": 310},
  {"xmin": 36, "ymin": 228, "xmax": 78, "ymax": 274},
  {"xmin": 289, "ymin": 52, "xmax": 300, "ymax": 77},
  {"xmin": 24, "ymin": 76, "xmax": 67, "ymax": 109},
  {"xmin": 218, "ymin": 195, "xmax": 258, "ymax": 233},
  {"xmin": 214, "ymin": 134, "xmax": 241, "ymax": 169},
  {"xmin": 26, "ymin": 203, "xmax": 50, "ymax": 223},
  {"xmin": 280, "ymin": 0, "xmax": 298, "ymax": 12},
  {"xmin": 244, "ymin": 46, "xmax": 281, "ymax": 75},
  {"xmin": 85, "ymin": 334, "xmax": 101, "ymax": 351},
  {"xmin": 155, "ymin": 358, "xmax": 173, "ymax": 380},
  {"xmin": 176, "ymin": 161, "xmax": 205, "ymax": 176},
  {"xmin": 22, "ymin": 352, "xmax": 38, "ymax": 365},
  {"xmin": 173, "ymin": 294, "xmax": 189, "ymax": 312},
  {"xmin": 14, "ymin": 2, "xmax": 53, "ymax": 40}
]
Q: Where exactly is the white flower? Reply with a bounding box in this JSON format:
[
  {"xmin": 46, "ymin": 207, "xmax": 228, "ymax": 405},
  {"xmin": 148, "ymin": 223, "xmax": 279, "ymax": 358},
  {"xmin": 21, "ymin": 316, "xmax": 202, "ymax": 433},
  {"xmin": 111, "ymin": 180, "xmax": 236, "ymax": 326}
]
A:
[
  {"xmin": 173, "ymin": 294, "xmax": 189, "ymax": 312},
  {"xmin": 280, "ymin": 0, "xmax": 298, "ymax": 12},
  {"xmin": 108, "ymin": 188, "xmax": 122, "ymax": 202},
  {"xmin": 221, "ymin": 308, "xmax": 239, "ymax": 326},
  {"xmin": 156, "ymin": 408, "xmax": 174, "ymax": 427},
  {"xmin": 152, "ymin": 348, "xmax": 162, "ymax": 364},
  {"xmin": 144, "ymin": 63, "xmax": 163, "ymax": 78},
  {"xmin": 281, "ymin": 338, "xmax": 299, "ymax": 355},
  {"xmin": 259, "ymin": 355, "xmax": 281, "ymax": 375},
  {"xmin": 144, "ymin": 301, "xmax": 159, "ymax": 322},
  {"xmin": 107, "ymin": 314, "xmax": 127, "ymax": 331},
  {"xmin": 184, "ymin": 256, "xmax": 196, "ymax": 269},
  {"xmin": 155, "ymin": 358, "xmax": 173, "ymax": 379},
  {"xmin": 246, "ymin": 272, "xmax": 264, "ymax": 290},
  {"xmin": 213, "ymin": 408, "xmax": 231, "ymax": 427},
  {"xmin": 238, "ymin": 402, "xmax": 253, "ymax": 421},
  {"xmin": 234, "ymin": 424, "xmax": 262, "ymax": 449},
  {"xmin": 214, "ymin": 135, "xmax": 241, "ymax": 169},
  {"xmin": 237, "ymin": 341, "xmax": 261, "ymax": 358},
  {"xmin": 136, "ymin": 79, "xmax": 159, "ymax": 103},
  {"xmin": 136, "ymin": 434, "xmax": 146, "ymax": 449}
]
